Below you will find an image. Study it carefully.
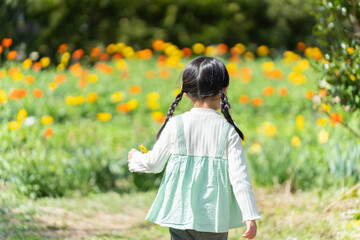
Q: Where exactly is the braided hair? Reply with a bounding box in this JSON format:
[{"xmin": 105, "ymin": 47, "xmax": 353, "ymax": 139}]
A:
[{"xmin": 156, "ymin": 56, "xmax": 245, "ymax": 140}]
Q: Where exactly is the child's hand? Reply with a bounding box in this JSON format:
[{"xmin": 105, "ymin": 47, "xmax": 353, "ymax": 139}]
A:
[
  {"xmin": 127, "ymin": 148, "xmax": 138, "ymax": 163},
  {"xmin": 242, "ymin": 220, "xmax": 257, "ymax": 239}
]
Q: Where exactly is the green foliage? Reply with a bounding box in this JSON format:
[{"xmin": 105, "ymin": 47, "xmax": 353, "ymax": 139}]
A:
[
  {"xmin": 0, "ymin": 0, "xmax": 315, "ymax": 56},
  {"xmin": 312, "ymin": 0, "xmax": 360, "ymax": 112}
]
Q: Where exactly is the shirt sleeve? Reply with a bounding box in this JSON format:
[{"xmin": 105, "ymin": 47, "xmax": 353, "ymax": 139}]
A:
[
  {"xmin": 227, "ymin": 125, "xmax": 261, "ymax": 222},
  {"xmin": 128, "ymin": 117, "xmax": 174, "ymax": 174}
]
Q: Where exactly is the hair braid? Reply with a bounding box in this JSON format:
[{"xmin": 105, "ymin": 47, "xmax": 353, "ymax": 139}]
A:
[
  {"xmin": 156, "ymin": 90, "xmax": 184, "ymax": 140},
  {"xmin": 220, "ymin": 91, "xmax": 245, "ymax": 141}
]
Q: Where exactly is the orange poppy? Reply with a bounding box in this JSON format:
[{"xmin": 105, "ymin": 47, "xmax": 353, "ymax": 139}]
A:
[
  {"xmin": 265, "ymin": 69, "xmax": 283, "ymax": 80},
  {"xmin": 121, "ymin": 71, "xmax": 130, "ymax": 79},
  {"xmin": 57, "ymin": 43, "xmax": 68, "ymax": 53},
  {"xmin": 90, "ymin": 47, "xmax": 102, "ymax": 58},
  {"xmin": 44, "ymin": 127, "xmax": 54, "ymax": 138},
  {"xmin": 152, "ymin": 39, "xmax": 165, "ymax": 51},
  {"xmin": 297, "ymin": 42, "xmax": 306, "ymax": 52},
  {"xmin": 329, "ymin": 113, "xmax": 343, "ymax": 126},
  {"xmin": 146, "ymin": 70, "xmax": 156, "ymax": 79},
  {"xmin": 251, "ymin": 97, "xmax": 263, "ymax": 107},
  {"xmin": 7, "ymin": 50, "xmax": 17, "ymax": 60},
  {"xmin": 0, "ymin": 46, "xmax": 3, "ymax": 54},
  {"xmin": 239, "ymin": 95, "xmax": 249, "ymax": 104},
  {"xmin": 54, "ymin": 74, "xmax": 67, "ymax": 84},
  {"xmin": 263, "ymin": 86, "xmax": 275, "ymax": 96},
  {"xmin": 239, "ymin": 67, "xmax": 252, "ymax": 83},
  {"xmin": 33, "ymin": 88, "xmax": 43, "ymax": 98},
  {"xmin": 136, "ymin": 49, "xmax": 153, "ymax": 60},
  {"xmin": 305, "ymin": 90, "xmax": 314, "ymax": 99},
  {"xmin": 160, "ymin": 69, "xmax": 170, "ymax": 79},
  {"xmin": 9, "ymin": 88, "xmax": 27, "ymax": 99},
  {"xmin": 181, "ymin": 47, "xmax": 192, "ymax": 58},
  {"xmin": 129, "ymin": 85, "xmax": 142, "ymax": 94},
  {"xmin": 112, "ymin": 53, "xmax": 123, "ymax": 60},
  {"xmin": 99, "ymin": 52, "xmax": 110, "ymax": 61},
  {"xmin": 32, "ymin": 62, "xmax": 42, "ymax": 71},
  {"xmin": 2, "ymin": 38, "xmax": 13, "ymax": 48},
  {"xmin": 72, "ymin": 49, "xmax": 85, "ymax": 60},
  {"xmin": 95, "ymin": 63, "xmax": 113, "ymax": 74},
  {"xmin": 117, "ymin": 103, "xmax": 130, "ymax": 113},
  {"xmin": 319, "ymin": 89, "xmax": 326, "ymax": 98},
  {"xmin": 279, "ymin": 87, "xmax": 288, "ymax": 96},
  {"xmin": 217, "ymin": 43, "xmax": 228, "ymax": 55},
  {"xmin": 24, "ymin": 75, "xmax": 35, "ymax": 84}
]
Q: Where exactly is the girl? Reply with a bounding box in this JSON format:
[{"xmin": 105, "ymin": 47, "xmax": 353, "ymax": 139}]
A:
[{"xmin": 128, "ymin": 56, "xmax": 260, "ymax": 240}]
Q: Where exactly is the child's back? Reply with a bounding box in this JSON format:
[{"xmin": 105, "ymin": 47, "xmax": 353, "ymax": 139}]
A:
[{"xmin": 128, "ymin": 56, "xmax": 260, "ymax": 239}]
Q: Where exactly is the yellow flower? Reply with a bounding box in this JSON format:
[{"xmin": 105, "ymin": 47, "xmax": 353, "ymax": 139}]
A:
[
  {"xmin": 205, "ymin": 46, "xmax": 217, "ymax": 56},
  {"xmin": 57, "ymin": 63, "xmax": 65, "ymax": 72},
  {"xmin": 318, "ymin": 129, "xmax": 329, "ymax": 144},
  {"xmin": 173, "ymin": 88, "xmax": 181, "ymax": 97},
  {"xmin": 291, "ymin": 136, "xmax": 301, "ymax": 146},
  {"xmin": 263, "ymin": 122, "xmax": 277, "ymax": 137},
  {"xmin": 235, "ymin": 43, "xmax": 246, "ymax": 53},
  {"xmin": 147, "ymin": 92, "xmax": 160, "ymax": 101},
  {"xmin": 40, "ymin": 57, "xmax": 50, "ymax": 68},
  {"xmin": 11, "ymin": 72, "xmax": 23, "ymax": 81},
  {"xmin": 256, "ymin": 45, "xmax": 270, "ymax": 56},
  {"xmin": 96, "ymin": 112, "xmax": 112, "ymax": 122},
  {"xmin": 0, "ymin": 90, "xmax": 7, "ymax": 104},
  {"xmin": 296, "ymin": 115, "xmax": 304, "ymax": 130},
  {"xmin": 22, "ymin": 58, "xmax": 32, "ymax": 69},
  {"xmin": 17, "ymin": 109, "xmax": 28, "ymax": 122},
  {"xmin": 87, "ymin": 92, "xmax": 98, "ymax": 103},
  {"xmin": 261, "ymin": 61, "xmax": 275, "ymax": 72},
  {"xmin": 244, "ymin": 52, "xmax": 255, "ymax": 60},
  {"xmin": 116, "ymin": 43, "xmax": 126, "ymax": 52},
  {"xmin": 138, "ymin": 144, "xmax": 148, "ymax": 153},
  {"xmin": 151, "ymin": 111, "xmax": 166, "ymax": 123},
  {"xmin": 320, "ymin": 104, "xmax": 331, "ymax": 113},
  {"xmin": 41, "ymin": 116, "xmax": 54, "ymax": 125},
  {"xmin": 48, "ymin": 81, "xmax": 57, "ymax": 91},
  {"xmin": 347, "ymin": 47, "xmax": 354, "ymax": 55},
  {"xmin": 106, "ymin": 43, "xmax": 116, "ymax": 54},
  {"xmin": 116, "ymin": 59, "xmax": 128, "ymax": 71},
  {"xmin": 293, "ymin": 59, "xmax": 310, "ymax": 72},
  {"xmin": 110, "ymin": 92, "xmax": 125, "ymax": 103},
  {"xmin": 354, "ymin": 220, "xmax": 360, "ymax": 227},
  {"xmin": 249, "ymin": 142, "xmax": 262, "ymax": 154},
  {"xmin": 147, "ymin": 100, "xmax": 160, "ymax": 110},
  {"xmin": 288, "ymin": 72, "xmax": 307, "ymax": 85},
  {"xmin": 88, "ymin": 74, "xmax": 99, "ymax": 83},
  {"xmin": 0, "ymin": 70, "xmax": 6, "ymax": 79},
  {"xmin": 8, "ymin": 121, "xmax": 21, "ymax": 130},
  {"xmin": 316, "ymin": 118, "xmax": 327, "ymax": 126},
  {"xmin": 65, "ymin": 96, "xmax": 85, "ymax": 105},
  {"xmin": 192, "ymin": 43, "xmax": 205, "ymax": 54},
  {"xmin": 127, "ymin": 99, "xmax": 138, "ymax": 110},
  {"xmin": 350, "ymin": 74, "xmax": 356, "ymax": 81},
  {"xmin": 61, "ymin": 52, "xmax": 70, "ymax": 62},
  {"xmin": 123, "ymin": 46, "xmax": 134, "ymax": 58},
  {"xmin": 166, "ymin": 55, "xmax": 181, "ymax": 67}
]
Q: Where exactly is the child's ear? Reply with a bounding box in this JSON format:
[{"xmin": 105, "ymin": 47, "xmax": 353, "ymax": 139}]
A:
[
  {"xmin": 222, "ymin": 86, "xmax": 229, "ymax": 94},
  {"xmin": 184, "ymin": 92, "xmax": 190, "ymax": 99}
]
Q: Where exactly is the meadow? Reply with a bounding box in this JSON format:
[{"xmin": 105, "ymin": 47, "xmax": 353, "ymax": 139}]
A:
[{"xmin": 0, "ymin": 40, "xmax": 359, "ymax": 239}]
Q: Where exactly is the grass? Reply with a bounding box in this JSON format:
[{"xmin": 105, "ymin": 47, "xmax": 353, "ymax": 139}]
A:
[{"xmin": 0, "ymin": 185, "xmax": 359, "ymax": 240}]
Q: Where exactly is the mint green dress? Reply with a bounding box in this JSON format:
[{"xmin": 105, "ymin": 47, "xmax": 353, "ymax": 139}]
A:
[{"xmin": 145, "ymin": 115, "xmax": 245, "ymax": 233}]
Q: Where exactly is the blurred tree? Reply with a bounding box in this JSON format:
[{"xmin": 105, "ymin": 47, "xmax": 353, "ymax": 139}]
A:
[{"xmin": 312, "ymin": 0, "xmax": 360, "ymax": 138}]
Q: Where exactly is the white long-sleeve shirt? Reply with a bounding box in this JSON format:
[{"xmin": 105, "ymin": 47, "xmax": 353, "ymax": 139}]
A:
[{"xmin": 128, "ymin": 107, "xmax": 261, "ymax": 222}]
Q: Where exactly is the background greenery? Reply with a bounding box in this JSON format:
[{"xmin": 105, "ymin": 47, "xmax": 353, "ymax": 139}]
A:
[{"xmin": 0, "ymin": 0, "xmax": 316, "ymax": 57}]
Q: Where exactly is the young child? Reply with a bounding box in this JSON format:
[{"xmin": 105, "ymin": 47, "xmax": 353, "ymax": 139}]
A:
[{"xmin": 128, "ymin": 56, "xmax": 260, "ymax": 240}]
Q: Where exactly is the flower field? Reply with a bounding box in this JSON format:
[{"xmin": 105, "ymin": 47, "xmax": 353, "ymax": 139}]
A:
[{"xmin": 0, "ymin": 39, "xmax": 359, "ymax": 198}]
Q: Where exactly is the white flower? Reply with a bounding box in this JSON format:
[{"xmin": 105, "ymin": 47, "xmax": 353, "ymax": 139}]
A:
[{"xmin": 23, "ymin": 116, "xmax": 36, "ymax": 126}]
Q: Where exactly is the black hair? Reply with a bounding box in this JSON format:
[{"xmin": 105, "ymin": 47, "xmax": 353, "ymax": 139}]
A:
[{"xmin": 156, "ymin": 56, "xmax": 244, "ymax": 141}]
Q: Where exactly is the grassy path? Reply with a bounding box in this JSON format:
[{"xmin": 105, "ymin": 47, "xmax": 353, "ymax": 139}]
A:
[{"xmin": 0, "ymin": 187, "xmax": 359, "ymax": 239}]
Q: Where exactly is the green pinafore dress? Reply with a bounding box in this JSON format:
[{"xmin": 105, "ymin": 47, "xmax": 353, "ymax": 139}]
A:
[{"xmin": 145, "ymin": 115, "xmax": 245, "ymax": 233}]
